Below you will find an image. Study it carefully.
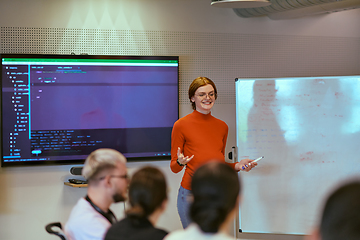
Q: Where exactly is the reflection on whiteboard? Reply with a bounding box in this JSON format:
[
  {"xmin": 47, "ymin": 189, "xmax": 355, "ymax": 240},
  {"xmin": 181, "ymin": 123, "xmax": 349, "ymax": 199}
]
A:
[{"xmin": 235, "ymin": 76, "xmax": 360, "ymax": 235}]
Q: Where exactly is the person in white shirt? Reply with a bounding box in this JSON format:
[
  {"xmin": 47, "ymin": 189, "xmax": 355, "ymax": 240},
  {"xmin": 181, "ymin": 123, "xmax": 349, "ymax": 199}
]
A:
[
  {"xmin": 165, "ymin": 161, "xmax": 242, "ymax": 240},
  {"xmin": 64, "ymin": 148, "xmax": 128, "ymax": 240}
]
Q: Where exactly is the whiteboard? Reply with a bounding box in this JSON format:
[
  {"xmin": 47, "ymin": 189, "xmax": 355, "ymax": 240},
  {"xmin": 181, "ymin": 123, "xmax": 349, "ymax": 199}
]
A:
[{"xmin": 235, "ymin": 76, "xmax": 360, "ymax": 235}]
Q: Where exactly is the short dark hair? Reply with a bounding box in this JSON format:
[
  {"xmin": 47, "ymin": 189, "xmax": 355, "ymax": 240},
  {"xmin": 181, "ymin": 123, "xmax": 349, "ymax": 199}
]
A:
[
  {"xmin": 126, "ymin": 166, "xmax": 167, "ymax": 223},
  {"xmin": 320, "ymin": 180, "xmax": 360, "ymax": 240},
  {"xmin": 188, "ymin": 77, "xmax": 218, "ymax": 110},
  {"xmin": 190, "ymin": 162, "xmax": 241, "ymax": 233}
]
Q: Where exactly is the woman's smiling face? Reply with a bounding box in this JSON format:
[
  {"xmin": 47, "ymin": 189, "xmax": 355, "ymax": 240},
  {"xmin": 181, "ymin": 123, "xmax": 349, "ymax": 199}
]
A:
[{"xmin": 191, "ymin": 84, "xmax": 216, "ymax": 114}]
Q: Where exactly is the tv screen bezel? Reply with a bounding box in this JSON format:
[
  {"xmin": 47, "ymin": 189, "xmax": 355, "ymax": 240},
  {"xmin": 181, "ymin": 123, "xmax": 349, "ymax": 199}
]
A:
[{"xmin": 1, "ymin": 53, "xmax": 179, "ymax": 167}]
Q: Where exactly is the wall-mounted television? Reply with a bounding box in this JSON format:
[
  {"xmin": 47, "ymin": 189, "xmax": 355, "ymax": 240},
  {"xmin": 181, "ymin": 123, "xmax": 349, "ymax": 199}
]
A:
[{"xmin": 1, "ymin": 54, "xmax": 179, "ymax": 167}]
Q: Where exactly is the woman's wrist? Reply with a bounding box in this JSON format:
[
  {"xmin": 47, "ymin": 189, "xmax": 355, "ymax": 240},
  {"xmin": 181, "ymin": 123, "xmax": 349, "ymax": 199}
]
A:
[{"xmin": 177, "ymin": 159, "xmax": 186, "ymax": 167}]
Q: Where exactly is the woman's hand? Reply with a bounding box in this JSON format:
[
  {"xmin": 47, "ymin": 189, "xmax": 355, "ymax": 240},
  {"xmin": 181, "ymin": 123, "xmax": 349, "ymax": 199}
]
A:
[
  {"xmin": 235, "ymin": 158, "xmax": 257, "ymax": 172},
  {"xmin": 177, "ymin": 147, "xmax": 194, "ymax": 165}
]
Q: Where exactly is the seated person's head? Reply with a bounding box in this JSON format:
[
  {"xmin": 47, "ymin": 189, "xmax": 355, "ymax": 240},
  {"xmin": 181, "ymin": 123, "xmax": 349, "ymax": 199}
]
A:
[
  {"xmin": 82, "ymin": 148, "xmax": 128, "ymax": 202},
  {"xmin": 308, "ymin": 180, "xmax": 360, "ymax": 240},
  {"xmin": 126, "ymin": 166, "xmax": 168, "ymax": 224},
  {"xmin": 190, "ymin": 161, "xmax": 241, "ymax": 233}
]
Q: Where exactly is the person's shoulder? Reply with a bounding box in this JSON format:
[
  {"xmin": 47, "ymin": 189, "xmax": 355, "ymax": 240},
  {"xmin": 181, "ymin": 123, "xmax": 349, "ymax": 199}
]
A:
[
  {"xmin": 153, "ymin": 227, "xmax": 168, "ymax": 236},
  {"xmin": 210, "ymin": 115, "xmax": 228, "ymax": 128},
  {"xmin": 112, "ymin": 216, "xmax": 131, "ymax": 226},
  {"xmin": 164, "ymin": 225, "xmax": 196, "ymax": 240},
  {"xmin": 177, "ymin": 112, "xmax": 194, "ymax": 122},
  {"xmin": 71, "ymin": 198, "xmax": 97, "ymax": 216},
  {"xmin": 163, "ymin": 229, "xmax": 185, "ymax": 240},
  {"xmin": 117, "ymin": 224, "xmax": 168, "ymax": 240},
  {"xmin": 105, "ymin": 217, "xmax": 132, "ymax": 237},
  {"xmin": 140, "ymin": 227, "xmax": 168, "ymax": 240},
  {"xmin": 66, "ymin": 198, "xmax": 110, "ymax": 230},
  {"xmin": 213, "ymin": 116, "xmax": 227, "ymax": 125},
  {"xmin": 106, "ymin": 218, "xmax": 125, "ymax": 231},
  {"xmin": 173, "ymin": 112, "xmax": 194, "ymax": 127},
  {"xmin": 65, "ymin": 199, "xmax": 111, "ymax": 240},
  {"xmin": 213, "ymin": 232, "xmax": 235, "ymax": 240},
  {"xmin": 66, "ymin": 198, "xmax": 91, "ymax": 223}
]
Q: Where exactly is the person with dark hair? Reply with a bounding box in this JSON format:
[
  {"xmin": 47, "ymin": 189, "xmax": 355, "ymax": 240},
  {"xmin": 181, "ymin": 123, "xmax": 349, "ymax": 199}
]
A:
[
  {"xmin": 64, "ymin": 148, "xmax": 128, "ymax": 240},
  {"xmin": 104, "ymin": 166, "xmax": 169, "ymax": 240},
  {"xmin": 165, "ymin": 161, "xmax": 241, "ymax": 240},
  {"xmin": 170, "ymin": 76, "xmax": 257, "ymax": 228},
  {"xmin": 306, "ymin": 180, "xmax": 360, "ymax": 240}
]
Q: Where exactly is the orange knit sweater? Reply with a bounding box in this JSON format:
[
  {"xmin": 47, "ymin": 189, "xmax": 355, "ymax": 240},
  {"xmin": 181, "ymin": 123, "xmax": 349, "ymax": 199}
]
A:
[{"xmin": 170, "ymin": 110, "xmax": 236, "ymax": 190}]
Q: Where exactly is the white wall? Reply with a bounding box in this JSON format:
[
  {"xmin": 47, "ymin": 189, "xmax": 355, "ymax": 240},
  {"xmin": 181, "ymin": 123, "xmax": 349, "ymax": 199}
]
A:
[
  {"xmin": 1, "ymin": 0, "xmax": 360, "ymax": 37},
  {"xmin": 0, "ymin": 0, "xmax": 360, "ymax": 240}
]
